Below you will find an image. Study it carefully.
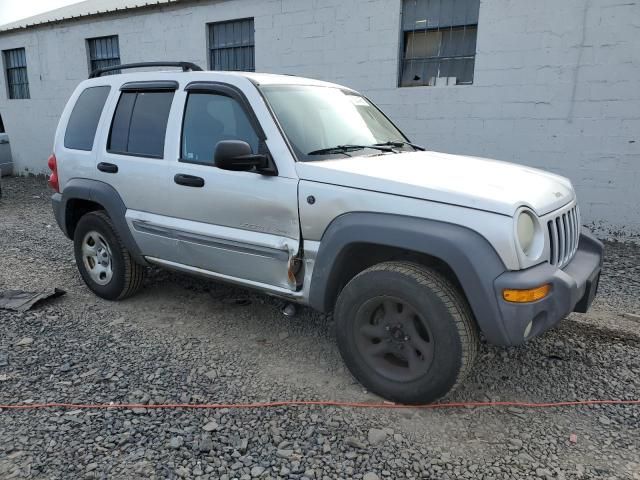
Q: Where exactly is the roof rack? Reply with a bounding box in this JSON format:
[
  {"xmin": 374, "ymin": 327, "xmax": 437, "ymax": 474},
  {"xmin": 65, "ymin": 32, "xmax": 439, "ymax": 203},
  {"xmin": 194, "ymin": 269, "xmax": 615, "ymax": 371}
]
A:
[{"xmin": 89, "ymin": 61, "xmax": 203, "ymax": 78}]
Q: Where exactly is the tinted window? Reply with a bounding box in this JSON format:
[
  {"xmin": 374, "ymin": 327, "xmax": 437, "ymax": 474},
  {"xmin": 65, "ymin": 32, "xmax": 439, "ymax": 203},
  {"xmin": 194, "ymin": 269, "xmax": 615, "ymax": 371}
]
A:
[
  {"xmin": 108, "ymin": 92, "xmax": 136, "ymax": 153},
  {"xmin": 181, "ymin": 93, "xmax": 259, "ymax": 164},
  {"xmin": 64, "ymin": 86, "xmax": 110, "ymax": 150},
  {"xmin": 108, "ymin": 90, "xmax": 174, "ymax": 158}
]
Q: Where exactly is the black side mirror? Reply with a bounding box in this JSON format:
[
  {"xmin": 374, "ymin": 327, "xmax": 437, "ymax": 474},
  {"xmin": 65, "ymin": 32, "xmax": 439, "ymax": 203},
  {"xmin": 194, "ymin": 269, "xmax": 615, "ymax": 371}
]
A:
[{"xmin": 214, "ymin": 140, "xmax": 272, "ymax": 173}]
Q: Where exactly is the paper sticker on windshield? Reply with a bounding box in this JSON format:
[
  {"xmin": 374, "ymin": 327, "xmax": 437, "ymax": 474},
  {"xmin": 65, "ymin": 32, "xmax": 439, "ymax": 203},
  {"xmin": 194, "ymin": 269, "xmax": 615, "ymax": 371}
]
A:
[{"xmin": 349, "ymin": 96, "xmax": 369, "ymax": 106}]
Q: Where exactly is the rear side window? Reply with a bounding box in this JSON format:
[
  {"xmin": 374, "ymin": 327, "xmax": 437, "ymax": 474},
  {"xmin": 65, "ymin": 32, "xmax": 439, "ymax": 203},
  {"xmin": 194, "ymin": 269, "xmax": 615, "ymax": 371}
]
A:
[
  {"xmin": 64, "ymin": 86, "xmax": 110, "ymax": 151},
  {"xmin": 108, "ymin": 91, "xmax": 174, "ymax": 158}
]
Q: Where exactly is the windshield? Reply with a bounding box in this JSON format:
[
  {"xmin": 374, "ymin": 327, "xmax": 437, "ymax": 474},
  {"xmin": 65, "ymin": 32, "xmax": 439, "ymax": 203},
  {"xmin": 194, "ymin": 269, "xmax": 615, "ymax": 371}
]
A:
[{"xmin": 260, "ymin": 85, "xmax": 410, "ymax": 161}]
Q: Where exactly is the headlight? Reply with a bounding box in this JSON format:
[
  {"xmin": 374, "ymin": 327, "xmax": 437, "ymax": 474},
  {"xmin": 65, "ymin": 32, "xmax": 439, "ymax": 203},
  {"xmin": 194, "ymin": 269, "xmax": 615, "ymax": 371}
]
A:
[
  {"xmin": 515, "ymin": 209, "xmax": 543, "ymax": 259},
  {"xmin": 517, "ymin": 210, "xmax": 536, "ymax": 254}
]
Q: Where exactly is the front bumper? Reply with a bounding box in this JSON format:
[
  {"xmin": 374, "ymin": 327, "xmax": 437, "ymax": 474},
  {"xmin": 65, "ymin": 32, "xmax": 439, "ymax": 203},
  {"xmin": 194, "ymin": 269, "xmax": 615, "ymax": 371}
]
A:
[{"xmin": 492, "ymin": 230, "xmax": 603, "ymax": 345}]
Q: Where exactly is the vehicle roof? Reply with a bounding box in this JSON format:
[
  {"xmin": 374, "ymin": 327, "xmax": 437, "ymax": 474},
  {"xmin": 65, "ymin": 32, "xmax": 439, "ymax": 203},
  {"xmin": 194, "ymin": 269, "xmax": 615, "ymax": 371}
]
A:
[
  {"xmin": 241, "ymin": 72, "xmax": 349, "ymax": 89},
  {"xmin": 82, "ymin": 70, "xmax": 351, "ymax": 90}
]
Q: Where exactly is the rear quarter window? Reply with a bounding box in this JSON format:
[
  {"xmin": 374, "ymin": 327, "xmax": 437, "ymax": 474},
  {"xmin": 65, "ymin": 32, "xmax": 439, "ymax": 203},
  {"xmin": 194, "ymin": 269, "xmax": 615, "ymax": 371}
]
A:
[{"xmin": 64, "ymin": 86, "xmax": 111, "ymax": 151}]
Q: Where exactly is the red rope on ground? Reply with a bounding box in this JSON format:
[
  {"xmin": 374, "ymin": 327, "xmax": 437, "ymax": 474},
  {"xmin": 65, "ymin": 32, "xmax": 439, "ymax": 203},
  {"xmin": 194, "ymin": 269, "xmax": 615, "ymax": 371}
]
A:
[{"xmin": 1, "ymin": 399, "xmax": 639, "ymax": 411}]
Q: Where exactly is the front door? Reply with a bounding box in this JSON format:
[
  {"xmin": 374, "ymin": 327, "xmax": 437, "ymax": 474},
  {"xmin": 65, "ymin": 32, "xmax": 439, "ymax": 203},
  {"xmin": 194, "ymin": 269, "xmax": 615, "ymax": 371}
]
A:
[{"xmin": 164, "ymin": 84, "xmax": 300, "ymax": 291}]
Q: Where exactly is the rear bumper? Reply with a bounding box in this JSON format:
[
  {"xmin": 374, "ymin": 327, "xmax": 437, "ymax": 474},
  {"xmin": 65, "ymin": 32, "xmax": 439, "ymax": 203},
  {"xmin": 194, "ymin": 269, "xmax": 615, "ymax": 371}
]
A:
[
  {"xmin": 51, "ymin": 192, "xmax": 69, "ymax": 238},
  {"xmin": 0, "ymin": 161, "xmax": 12, "ymax": 177},
  {"xmin": 491, "ymin": 230, "xmax": 603, "ymax": 345}
]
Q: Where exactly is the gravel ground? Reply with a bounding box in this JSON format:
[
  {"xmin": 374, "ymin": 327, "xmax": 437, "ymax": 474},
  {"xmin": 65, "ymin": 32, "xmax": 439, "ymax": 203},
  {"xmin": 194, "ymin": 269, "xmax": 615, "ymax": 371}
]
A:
[{"xmin": 0, "ymin": 175, "xmax": 639, "ymax": 480}]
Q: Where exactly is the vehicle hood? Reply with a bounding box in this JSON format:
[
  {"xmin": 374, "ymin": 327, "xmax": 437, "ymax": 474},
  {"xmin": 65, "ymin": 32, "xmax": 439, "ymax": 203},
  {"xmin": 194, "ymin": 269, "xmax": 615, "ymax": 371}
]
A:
[{"xmin": 295, "ymin": 151, "xmax": 574, "ymax": 216}]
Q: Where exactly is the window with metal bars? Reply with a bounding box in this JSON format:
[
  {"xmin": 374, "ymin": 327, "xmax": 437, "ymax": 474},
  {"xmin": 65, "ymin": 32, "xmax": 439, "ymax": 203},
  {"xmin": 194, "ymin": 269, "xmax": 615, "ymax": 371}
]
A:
[
  {"xmin": 208, "ymin": 18, "xmax": 255, "ymax": 72},
  {"xmin": 87, "ymin": 35, "xmax": 121, "ymax": 75},
  {"xmin": 399, "ymin": 0, "xmax": 480, "ymax": 87},
  {"xmin": 3, "ymin": 48, "xmax": 30, "ymax": 99}
]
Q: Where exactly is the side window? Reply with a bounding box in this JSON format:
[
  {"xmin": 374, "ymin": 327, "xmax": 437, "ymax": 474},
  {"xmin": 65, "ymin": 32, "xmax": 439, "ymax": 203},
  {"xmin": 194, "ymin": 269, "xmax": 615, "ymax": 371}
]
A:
[
  {"xmin": 108, "ymin": 90, "xmax": 174, "ymax": 158},
  {"xmin": 64, "ymin": 86, "xmax": 111, "ymax": 151},
  {"xmin": 181, "ymin": 92, "xmax": 259, "ymax": 165}
]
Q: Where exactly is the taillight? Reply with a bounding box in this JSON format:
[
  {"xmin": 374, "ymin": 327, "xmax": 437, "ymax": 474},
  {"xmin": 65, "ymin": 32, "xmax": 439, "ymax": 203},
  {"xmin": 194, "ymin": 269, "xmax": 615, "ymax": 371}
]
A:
[{"xmin": 47, "ymin": 153, "xmax": 59, "ymax": 192}]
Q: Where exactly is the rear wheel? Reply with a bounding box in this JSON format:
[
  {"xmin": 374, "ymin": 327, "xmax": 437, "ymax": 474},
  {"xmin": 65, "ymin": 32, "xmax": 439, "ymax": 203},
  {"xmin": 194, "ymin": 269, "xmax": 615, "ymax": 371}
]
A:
[
  {"xmin": 335, "ymin": 261, "xmax": 479, "ymax": 404},
  {"xmin": 73, "ymin": 211, "xmax": 145, "ymax": 300}
]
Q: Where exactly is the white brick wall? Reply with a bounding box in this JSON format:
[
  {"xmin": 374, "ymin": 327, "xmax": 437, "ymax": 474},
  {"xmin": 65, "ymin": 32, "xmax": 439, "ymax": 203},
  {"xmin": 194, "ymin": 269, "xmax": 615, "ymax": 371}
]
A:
[{"xmin": 0, "ymin": 0, "xmax": 638, "ymax": 236}]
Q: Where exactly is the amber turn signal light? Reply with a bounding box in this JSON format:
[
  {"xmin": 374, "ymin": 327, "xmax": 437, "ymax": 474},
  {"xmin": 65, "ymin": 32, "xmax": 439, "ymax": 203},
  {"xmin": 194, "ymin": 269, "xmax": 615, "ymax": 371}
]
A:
[{"xmin": 502, "ymin": 284, "xmax": 551, "ymax": 303}]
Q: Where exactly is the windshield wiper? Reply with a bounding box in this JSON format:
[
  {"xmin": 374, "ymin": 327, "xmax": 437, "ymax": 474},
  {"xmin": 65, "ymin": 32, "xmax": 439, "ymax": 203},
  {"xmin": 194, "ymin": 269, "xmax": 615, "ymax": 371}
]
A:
[
  {"xmin": 374, "ymin": 140, "xmax": 425, "ymax": 151},
  {"xmin": 307, "ymin": 144, "xmax": 394, "ymax": 156}
]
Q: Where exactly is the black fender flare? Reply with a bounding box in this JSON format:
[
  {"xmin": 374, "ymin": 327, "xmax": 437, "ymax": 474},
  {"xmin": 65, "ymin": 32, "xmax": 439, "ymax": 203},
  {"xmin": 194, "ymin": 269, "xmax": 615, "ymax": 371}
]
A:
[
  {"xmin": 52, "ymin": 178, "xmax": 146, "ymax": 265},
  {"xmin": 307, "ymin": 212, "xmax": 509, "ymax": 345}
]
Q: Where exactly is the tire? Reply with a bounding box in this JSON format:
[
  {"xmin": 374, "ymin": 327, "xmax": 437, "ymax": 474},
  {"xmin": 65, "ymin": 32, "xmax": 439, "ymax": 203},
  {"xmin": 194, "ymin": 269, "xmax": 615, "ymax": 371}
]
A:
[
  {"xmin": 73, "ymin": 210, "xmax": 145, "ymax": 300},
  {"xmin": 334, "ymin": 261, "xmax": 479, "ymax": 404}
]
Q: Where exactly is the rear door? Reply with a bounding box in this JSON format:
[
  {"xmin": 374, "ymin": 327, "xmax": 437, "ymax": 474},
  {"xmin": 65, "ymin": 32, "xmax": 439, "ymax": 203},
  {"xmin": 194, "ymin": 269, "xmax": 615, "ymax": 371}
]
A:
[
  {"xmin": 94, "ymin": 81, "xmax": 180, "ymax": 263},
  {"xmin": 162, "ymin": 82, "xmax": 300, "ymax": 292}
]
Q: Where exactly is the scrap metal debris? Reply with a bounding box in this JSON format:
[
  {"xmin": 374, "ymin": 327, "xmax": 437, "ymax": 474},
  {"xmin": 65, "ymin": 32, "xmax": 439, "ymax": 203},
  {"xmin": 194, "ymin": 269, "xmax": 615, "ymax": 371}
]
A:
[
  {"xmin": 0, "ymin": 288, "xmax": 65, "ymax": 312},
  {"xmin": 621, "ymin": 312, "xmax": 640, "ymax": 323}
]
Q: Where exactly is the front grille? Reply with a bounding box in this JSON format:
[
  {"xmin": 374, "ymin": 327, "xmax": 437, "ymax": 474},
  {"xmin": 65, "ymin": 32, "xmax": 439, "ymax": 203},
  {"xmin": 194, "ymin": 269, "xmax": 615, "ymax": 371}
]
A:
[{"xmin": 547, "ymin": 204, "xmax": 580, "ymax": 268}]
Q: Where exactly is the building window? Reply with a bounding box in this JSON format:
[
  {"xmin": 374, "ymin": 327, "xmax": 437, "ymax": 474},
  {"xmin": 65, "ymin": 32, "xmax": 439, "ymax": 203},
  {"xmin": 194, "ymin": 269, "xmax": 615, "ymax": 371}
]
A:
[
  {"xmin": 399, "ymin": 0, "xmax": 479, "ymax": 87},
  {"xmin": 87, "ymin": 35, "xmax": 121, "ymax": 75},
  {"xmin": 208, "ymin": 18, "xmax": 255, "ymax": 72},
  {"xmin": 3, "ymin": 48, "xmax": 30, "ymax": 99}
]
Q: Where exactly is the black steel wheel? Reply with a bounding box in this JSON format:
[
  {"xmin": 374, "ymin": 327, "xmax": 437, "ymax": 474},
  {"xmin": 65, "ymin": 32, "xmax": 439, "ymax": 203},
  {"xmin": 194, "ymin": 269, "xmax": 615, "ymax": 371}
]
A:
[
  {"xmin": 353, "ymin": 296, "xmax": 435, "ymax": 383},
  {"xmin": 335, "ymin": 261, "xmax": 479, "ymax": 404}
]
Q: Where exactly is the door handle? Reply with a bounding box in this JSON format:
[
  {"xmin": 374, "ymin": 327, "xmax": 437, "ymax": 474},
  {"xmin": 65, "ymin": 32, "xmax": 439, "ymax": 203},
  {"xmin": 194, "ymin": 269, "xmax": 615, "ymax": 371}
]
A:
[
  {"xmin": 97, "ymin": 162, "xmax": 118, "ymax": 173},
  {"xmin": 174, "ymin": 173, "xmax": 204, "ymax": 187}
]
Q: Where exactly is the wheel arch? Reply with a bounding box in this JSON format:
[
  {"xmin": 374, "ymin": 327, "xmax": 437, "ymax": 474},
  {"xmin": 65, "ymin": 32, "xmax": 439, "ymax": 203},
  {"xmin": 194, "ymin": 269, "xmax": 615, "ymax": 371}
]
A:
[
  {"xmin": 65, "ymin": 198, "xmax": 104, "ymax": 239},
  {"xmin": 54, "ymin": 178, "xmax": 146, "ymax": 265},
  {"xmin": 307, "ymin": 212, "xmax": 509, "ymax": 344}
]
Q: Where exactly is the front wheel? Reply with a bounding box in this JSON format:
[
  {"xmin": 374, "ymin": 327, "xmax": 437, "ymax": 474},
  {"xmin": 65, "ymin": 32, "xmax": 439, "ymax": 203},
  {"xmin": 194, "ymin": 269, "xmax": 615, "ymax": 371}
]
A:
[
  {"xmin": 335, "ymin": 261, "xmax": 479, "ymax": 404},
  {"xmin": 73, "ymin": 211, "xmax": 145, "ymax": 300}
]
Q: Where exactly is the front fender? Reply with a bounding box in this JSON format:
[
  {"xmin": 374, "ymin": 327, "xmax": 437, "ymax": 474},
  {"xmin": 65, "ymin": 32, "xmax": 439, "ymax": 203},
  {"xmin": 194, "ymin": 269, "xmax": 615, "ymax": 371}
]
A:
[{"xmin": 308, "ymin": 213, "xmax": 510, "ymax": 344}]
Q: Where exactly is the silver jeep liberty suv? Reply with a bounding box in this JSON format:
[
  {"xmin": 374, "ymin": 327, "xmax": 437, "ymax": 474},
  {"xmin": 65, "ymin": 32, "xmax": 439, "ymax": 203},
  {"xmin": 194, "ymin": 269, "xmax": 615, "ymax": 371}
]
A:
[{"xmin": 50, "ymin": 62, "xmax": 603, "ymax": 404}]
